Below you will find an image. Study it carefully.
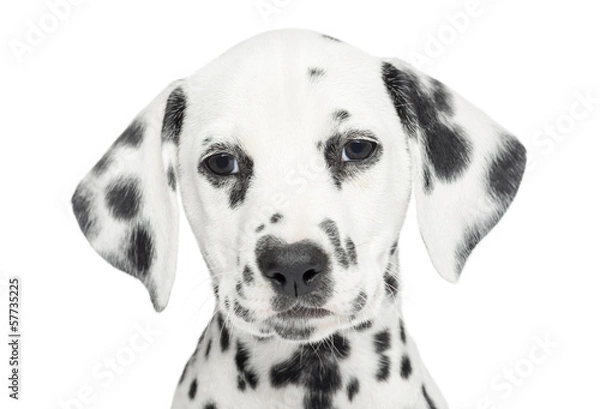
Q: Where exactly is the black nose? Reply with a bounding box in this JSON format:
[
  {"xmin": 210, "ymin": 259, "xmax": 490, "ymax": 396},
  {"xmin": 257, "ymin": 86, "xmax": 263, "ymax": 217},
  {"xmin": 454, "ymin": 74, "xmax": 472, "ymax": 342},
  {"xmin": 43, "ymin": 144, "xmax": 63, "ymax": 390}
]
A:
[{"xmin": 256, "ymin": 238, "xmax": 329, "ymax": 297}]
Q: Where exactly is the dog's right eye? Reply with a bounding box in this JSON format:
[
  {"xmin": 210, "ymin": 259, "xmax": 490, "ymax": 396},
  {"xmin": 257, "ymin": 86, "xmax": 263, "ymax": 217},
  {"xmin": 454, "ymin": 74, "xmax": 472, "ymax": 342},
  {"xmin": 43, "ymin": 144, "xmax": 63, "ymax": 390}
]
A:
[{"xmin": 203, "ymin": 153, "xmax": 239, "ymax": 176}]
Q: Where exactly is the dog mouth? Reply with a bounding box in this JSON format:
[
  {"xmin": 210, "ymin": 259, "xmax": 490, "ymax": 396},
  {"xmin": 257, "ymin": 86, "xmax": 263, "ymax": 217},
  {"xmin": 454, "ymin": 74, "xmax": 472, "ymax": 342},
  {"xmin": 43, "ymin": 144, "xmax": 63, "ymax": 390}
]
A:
[{"xmin": 274, "ymin": 306, "xmax": 332, "ymax": 320}]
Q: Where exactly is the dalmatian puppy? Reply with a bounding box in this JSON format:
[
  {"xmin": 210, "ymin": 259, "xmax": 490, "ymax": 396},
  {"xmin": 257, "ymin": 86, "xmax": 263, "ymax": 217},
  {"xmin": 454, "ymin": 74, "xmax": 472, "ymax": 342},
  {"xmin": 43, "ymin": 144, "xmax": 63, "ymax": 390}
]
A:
[{"xmin": 72, "ymin": 29, "xmax": 526, "ymax": 409}]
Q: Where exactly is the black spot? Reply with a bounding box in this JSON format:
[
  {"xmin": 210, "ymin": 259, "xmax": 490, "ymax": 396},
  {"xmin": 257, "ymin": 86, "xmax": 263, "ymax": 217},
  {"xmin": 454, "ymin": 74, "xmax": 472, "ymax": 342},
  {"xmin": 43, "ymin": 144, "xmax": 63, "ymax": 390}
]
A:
[
  {"xmin": 212, "ymin": 284, "xmax": 219, "ymax": 300},
  {"xmin": 227, "ymin": 155, "xmax": 253, "ymax": 208},
  {"xmin": 345, "ymin": 237, "xmax": 357, "ymax": 265},
  {"xmin": 270, "ymin": 333, "xmax": 350, "ymax": 409},
  {"xmin": 424, "ymin": 122, "xmax": 472, "ymax": 181},
  {"xmin": 319, "ymin": 219, "xmax": 359, "ymax": 269},
  {"xmin": 323, "ymin": 129, "xmax": 383, "ymax": 188},
  {"xmin": 353, "ymin": 320, "xmax": 373, "ymax": 331},
  {"xmin": 92, "ymin": 152, "xmax": 112, "ymax": 175},
  {"xmin": 384, "ymin": 267, "xmax": 399, "ymax": 297},
  {"xmin": 243, "ymin": 265, "xmax": 254, "ymax": 284},
  {"xmin": 270, "ymin": 213, "xmax": 283, "ymax": 223},
  {"xmin": 422, "ymin": 385, "xmax": 438, "ymax": 409},
  {"xmin": 399, "ymin": 319, "xmax": 406, "ymax": 344},
  {"xmin": 162, "ymin": 87, "xmax": 186, "ymax": 144},
  {"xmin": 390, "ymin": 241, "xmax": 398, "ymax": 255},
  {"xmin": 125, "ymin": 224, "xmax": 155, "ymax": 277},
  {"xmin": 352, "ymin": 290, "xmax": 367, "ymax": 314},
  {"xmin": 235, "ymin": 341, "xmax": 259, "ymax": 390},
  {"xmin": 72, "ymin": 185, "xmax": 96, "ymax": 238},
  {"xmin": 105, "ymin": 177, "xmax": 142, "ymax": 220},
  {"xmin": 347, "ymin": 377, "xmax": 359, "ymax": 402},
  {"xmin": 308, "ymin": 67, "xmax": 326, "ymax": 80},
  {"xmin": 376, "ymin": 355, "xmax": 391, "ymax": 381},
  {"xmin": 237, "ymin": 375, "xmax": 246, "ymax": 391},
  {"xmin": 203, "ymin": 402, "xmax": 217, "ymax": 409},
  {"xmin": 205, "ymin": 339, "xmax": 212, "ymax": 358},
  {"xmin": 167, "ymin": 165, "xmax": 177, "ymax": 191},
  {"xmin": 423, "ymin": 165, "xmax": 433, "ymax": 194},
  {"xmin": 431, "ymin": 79, "xmax": 454, "ymax": 115},
  {"xmin": 333, "ymin": 110, "xmax": 350, "ymax": 122},
  {"xmin": 203, "ymin": 137, "xmax": 212, "ymax": 145},
  {"xmin": 217, "ymin": 313, "xmax": 230, "ymax": 352},
  {"xmin": 188, "ymin": 378, "xmax": 197, "ymax": 399},
  {"xmin": 374, "ymin": 330, "xmax": 392, "ymax": 382},
  {"xmin": 233, "ymin": 301, "xmax": 254, "ymax": 323},
  {"xmin": 235, "ymin": 281, "xmax": 244, "ymax": 298},
  {"xmin": 114, "ymin": 119, "xmax": 145, "ymax": 148},
  {"xmin": 255, "ymin": 224, "xmax": 265, "ymax": 233},
  {"xmin": 400, "ymin": 355, "xmax": 412, "ymax": 379},
  {"xmin": 322, "ymin": 34, "xmax": 341, "ymax": 42},
  {"xmin": 487, "ymin": 135, "xmax": 527, "ymax": 207},
  {"xmin": 374, "ymin": 330, "xmax": 391, "ymax": 353}
]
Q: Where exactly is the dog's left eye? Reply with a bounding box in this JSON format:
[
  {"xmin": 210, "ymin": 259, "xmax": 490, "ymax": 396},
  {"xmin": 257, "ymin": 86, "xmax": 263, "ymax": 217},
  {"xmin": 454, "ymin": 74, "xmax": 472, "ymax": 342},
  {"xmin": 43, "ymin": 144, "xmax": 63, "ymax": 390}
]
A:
[
  {"xmin": 203, "ymin": 153, "xmax": 239, "ymax": 176},
  {"xmin": 342, "ymin": 140, "xmax": 377, "ymax": 162}
]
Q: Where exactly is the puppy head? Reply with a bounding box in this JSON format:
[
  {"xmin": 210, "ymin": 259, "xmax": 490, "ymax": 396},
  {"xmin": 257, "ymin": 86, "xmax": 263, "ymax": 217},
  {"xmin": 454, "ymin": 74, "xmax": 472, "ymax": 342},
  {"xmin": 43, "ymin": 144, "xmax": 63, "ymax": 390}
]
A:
[{"xmin": 72, "ymin": 29, "xmax": 526, "ymax": 342}]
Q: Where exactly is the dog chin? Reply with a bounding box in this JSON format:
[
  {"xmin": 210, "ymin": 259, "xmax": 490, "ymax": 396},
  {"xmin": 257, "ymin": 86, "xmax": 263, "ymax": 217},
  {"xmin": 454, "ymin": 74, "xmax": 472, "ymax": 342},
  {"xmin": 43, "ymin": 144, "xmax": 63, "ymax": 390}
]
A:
[{"xmin": 266, "ymin": 312, "xmax": 369, "ymax": 343}]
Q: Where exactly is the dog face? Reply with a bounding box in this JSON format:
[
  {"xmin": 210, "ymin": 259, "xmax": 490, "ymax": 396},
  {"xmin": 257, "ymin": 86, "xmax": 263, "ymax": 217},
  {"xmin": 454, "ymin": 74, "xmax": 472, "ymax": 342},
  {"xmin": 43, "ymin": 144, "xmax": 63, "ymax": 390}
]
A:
[{"xmin": 72, "ymin": 29, "xmax": 526, "ymax": 342}]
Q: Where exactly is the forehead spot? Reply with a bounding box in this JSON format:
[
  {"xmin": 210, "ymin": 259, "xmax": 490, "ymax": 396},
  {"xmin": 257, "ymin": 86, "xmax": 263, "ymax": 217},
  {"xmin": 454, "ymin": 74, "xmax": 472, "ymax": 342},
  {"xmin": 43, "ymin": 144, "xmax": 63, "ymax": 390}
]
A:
[
  {"xmin": 307, "ymin": 67, "xmax": 326, "ymax": 81},
  {"xmin": 270, "ymin": 213, "xmax": 283, "ymax": 224},
  {"xmin": 333, "ymin": 110, "xmax": 350, "ymax": 122},
  {"xmin": 322, "ymin": 34, "xmax": 341, "ymax": 42}
]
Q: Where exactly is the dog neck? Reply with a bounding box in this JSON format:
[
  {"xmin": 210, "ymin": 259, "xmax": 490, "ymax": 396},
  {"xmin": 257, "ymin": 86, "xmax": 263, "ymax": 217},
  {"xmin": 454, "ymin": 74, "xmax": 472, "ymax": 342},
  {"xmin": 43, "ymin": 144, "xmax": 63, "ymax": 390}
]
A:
[{"xmin": 172, "ymin": 261, "xmax": 447, "ymax": 408}]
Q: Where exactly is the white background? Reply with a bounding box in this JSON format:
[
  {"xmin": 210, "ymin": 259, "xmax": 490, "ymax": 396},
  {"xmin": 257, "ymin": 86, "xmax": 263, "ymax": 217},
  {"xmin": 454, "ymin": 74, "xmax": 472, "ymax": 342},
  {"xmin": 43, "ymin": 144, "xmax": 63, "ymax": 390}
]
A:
[{"xmin": 1, "ymin": 0, "xmax": 599, "ymax": 408}]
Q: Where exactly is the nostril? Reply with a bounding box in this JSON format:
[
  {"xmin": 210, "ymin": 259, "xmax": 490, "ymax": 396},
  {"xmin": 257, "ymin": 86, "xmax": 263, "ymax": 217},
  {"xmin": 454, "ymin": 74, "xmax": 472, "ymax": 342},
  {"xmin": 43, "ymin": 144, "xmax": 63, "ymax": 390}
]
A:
[
  {"xmin": 302, "ymin": 268, "xmax": 320, "ymax": 284},
  {"xmin": 270, "ymin": 272, "xmax": 287, "ymax": 286}
]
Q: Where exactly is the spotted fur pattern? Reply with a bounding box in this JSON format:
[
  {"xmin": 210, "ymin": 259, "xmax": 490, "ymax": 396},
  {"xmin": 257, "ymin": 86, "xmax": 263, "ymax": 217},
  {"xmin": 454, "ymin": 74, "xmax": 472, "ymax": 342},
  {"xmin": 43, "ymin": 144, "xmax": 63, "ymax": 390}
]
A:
[{"xmin": 72, "ymin": 29, "xmax": 526, "ymax": 408}]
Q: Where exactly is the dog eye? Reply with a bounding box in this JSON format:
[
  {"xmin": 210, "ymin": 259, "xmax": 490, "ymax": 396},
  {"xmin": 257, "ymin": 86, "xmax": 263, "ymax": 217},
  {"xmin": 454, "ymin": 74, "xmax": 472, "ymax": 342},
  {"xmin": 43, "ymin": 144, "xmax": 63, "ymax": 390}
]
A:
[
  {"xmin": 342, "ymin": 140, "xmax": 377, "ymax": 161},
  {"xmin": 203, "ymin": 153, "xmax": 239, "ymax": 176}
]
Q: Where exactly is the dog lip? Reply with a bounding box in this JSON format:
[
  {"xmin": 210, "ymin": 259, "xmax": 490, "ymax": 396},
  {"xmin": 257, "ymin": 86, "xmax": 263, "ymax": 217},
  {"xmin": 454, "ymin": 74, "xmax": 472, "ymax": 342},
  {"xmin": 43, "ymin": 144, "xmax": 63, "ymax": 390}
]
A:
[{"xmin": 275, "ymin": 306, "xmax": 332, "ymax": 320}]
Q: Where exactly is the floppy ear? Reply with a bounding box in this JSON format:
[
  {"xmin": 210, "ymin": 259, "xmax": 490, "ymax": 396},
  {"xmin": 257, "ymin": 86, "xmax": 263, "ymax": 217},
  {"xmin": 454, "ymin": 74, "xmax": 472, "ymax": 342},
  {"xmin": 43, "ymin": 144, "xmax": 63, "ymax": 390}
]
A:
[
  {"xmin": 381, "ymin": 59, "xmax": 526, "ymax": 282},
  {"xmin": 71, "ymin": 81, "xmax": 187, "ymax": 311}
]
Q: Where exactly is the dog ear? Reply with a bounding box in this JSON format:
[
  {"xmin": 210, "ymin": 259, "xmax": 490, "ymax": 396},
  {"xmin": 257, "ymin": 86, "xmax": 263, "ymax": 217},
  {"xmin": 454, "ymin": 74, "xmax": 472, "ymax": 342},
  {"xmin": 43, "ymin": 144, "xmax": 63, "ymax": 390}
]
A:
[
  {"xmin": 71, "ymin": 81, "xmax": 187, "ymax": 311},
  {"xmin": 381, "ymin": 59, "xmax": 526, "ymax": 282}
]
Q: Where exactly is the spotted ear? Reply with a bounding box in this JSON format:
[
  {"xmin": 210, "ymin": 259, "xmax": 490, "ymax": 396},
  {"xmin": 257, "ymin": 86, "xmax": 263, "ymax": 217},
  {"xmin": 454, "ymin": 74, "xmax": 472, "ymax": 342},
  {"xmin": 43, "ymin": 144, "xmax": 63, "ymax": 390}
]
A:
[
  {"xmin": 71, "ymin": 81, "xmax": 187, "ymax": 311},
  {"xmin": 382, "ymin": 59, "xmax": 526, "ymax": 282}
]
